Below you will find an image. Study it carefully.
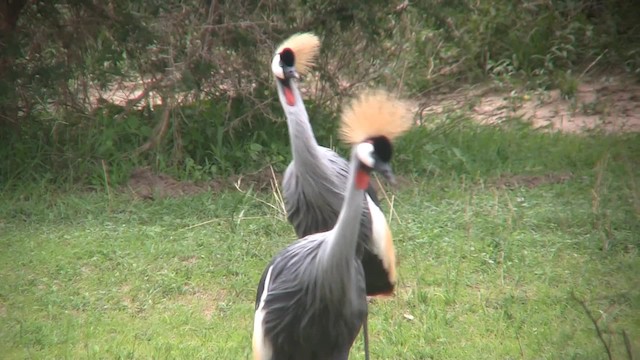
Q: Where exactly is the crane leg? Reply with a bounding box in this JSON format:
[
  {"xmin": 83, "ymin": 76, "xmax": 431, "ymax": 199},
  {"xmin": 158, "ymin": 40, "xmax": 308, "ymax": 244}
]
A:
[{"xmin": 363, "ymin": 314, "xmax": 370, "ymax": 360}]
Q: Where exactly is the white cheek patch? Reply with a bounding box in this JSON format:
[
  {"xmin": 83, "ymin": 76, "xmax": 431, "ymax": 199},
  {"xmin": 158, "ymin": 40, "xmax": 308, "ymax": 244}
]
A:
[
  {"xmin": 355, "ymin": 142, "xmax": 375, "ymax": 168},
  {"xmin": 271, "ymin": 54, "xmax": 284, "ymax": 79}
]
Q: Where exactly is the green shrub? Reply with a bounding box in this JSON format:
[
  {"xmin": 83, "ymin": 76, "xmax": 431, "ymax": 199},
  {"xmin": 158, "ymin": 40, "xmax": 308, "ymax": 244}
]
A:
[{"xmin": 1, "ymin": 0, "xmax": 638, "ymax": 188}]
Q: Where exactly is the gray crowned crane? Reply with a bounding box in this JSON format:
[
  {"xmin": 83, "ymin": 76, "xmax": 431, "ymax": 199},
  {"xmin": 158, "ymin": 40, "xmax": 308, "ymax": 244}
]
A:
[
  {"xmin": 271, "ymin": 33, "xmax": 398, "ymax": 297},
  {"xmin": 252, "ymin": 89, "xmax": 413, "ymax": 360}
]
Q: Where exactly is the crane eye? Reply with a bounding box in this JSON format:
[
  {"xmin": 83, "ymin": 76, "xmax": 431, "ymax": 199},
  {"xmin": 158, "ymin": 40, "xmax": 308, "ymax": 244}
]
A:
[{"xmin": 355, "ymin": 142, "xmax": 375, "ymax": 168}]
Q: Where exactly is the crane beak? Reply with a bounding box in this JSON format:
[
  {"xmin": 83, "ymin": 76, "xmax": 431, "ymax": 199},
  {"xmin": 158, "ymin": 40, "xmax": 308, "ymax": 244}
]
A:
[
  {"xmin": 282, "ymin": 65, "xmax": 299, "ymax": 80},
  {"xmin": 374, "ymin": 162, "xmax": 396, "ymax": 185}
]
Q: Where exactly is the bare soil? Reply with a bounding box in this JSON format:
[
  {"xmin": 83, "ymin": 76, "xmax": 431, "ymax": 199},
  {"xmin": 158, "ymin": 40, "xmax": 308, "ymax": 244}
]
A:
[
  {"xmin": 124, "ymin": 166, "xmax": 280, "ymax": 199},
  {"xmin": 126, "ymin": 167, "xmax": 207, "ymax": 199},
  {"xmin": 421, "ymin": 74, "xmax": 640, "ymax": 133},
  {"xmin": 122, "ymin": 75, "xmax": 638, "ymax": 197},
  {"xmin": 491, "ymin": 172, "xmax": 574, "ymax": 189}
]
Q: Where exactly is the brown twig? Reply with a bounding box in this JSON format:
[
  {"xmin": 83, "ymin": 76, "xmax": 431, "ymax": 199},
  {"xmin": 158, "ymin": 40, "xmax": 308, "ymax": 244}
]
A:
[
  {"xmin": 101, "ymin": 159, "xmax": 112, "ymax": 203},
  {"xmin": 373, "ymin": 174, "xmax": 402, "ymax": 225},
  {"xmin": 622, "ymin": 329, "xmax": 634, "ymax": 360},
  {"xmin": 134, "ymin": 95, "xmax": 173, "ymax": 155},
  {"xmin": 579, "ymin": 49, "xmax": 608, "ymax": 80},
  {"xmin": 572, "ymin": 292, "xmax": 613, "ymax": 360},
  {"xmin": 269, "ymin": 165, "xmax": 287, "ymax": 217}
]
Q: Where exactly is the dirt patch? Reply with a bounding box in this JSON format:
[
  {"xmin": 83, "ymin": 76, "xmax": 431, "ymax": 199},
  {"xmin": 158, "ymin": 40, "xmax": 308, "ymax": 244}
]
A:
[
  {"xmin": 180, "ymin": 255, "xmax": 200, "ymax": 266},
  {"xmin": 122, "ymin": 166, "xmax": 409, "ymax": 202},
  {"xmin": 124, "ymin": 166, "xmax": 280, "ymax": 199},
  {"xmin": 228, "ymin": 167, "xmax": 283, "ymax": 194},
  {"xmin": 120, "ymin": 76, "xmax": 638, "ymax": 200},
  {"xmin": 492, "ymin": 172, "xmax": 574, "ymax": 189},
  {"xmin": 173, "ymin": 287, "xmax": 228, "ymax": 320},
  {"xmin": 126, "ymin": 167, "xmax": 208, "ymax": 199},
  {"xmin": 119, "ymin": 284, "xmax": 140, "ymax": 314},
  {"xmin": 421, "ymin": 74, "xmax": 640, "ymax": 133}
]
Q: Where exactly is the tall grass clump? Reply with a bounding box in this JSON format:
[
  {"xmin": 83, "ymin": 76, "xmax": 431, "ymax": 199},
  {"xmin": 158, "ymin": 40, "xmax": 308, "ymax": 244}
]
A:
[{"xmin": 394, "ymin": 116, "xmax": 640, "ymax": 180}]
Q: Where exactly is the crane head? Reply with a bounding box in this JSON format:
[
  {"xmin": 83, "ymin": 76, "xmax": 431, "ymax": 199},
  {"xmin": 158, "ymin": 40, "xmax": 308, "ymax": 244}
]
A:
[
  {"xmin": 355, "ymin": 136, "xmax": 396, "ymax": 185},
  {"xmin": 272, "ymin": 48, "xmax": 299, "ymax": 81},
  {"xmin": 271, "ymin": 48, "xmax": 299, "ymax": 106},
  {"xmin": 339, "ymin": 89, "xmax": 414, "ymax": 145},
  {"xmin": 272, "ymin": 33, "xmax": 320, "ymax": 107},
  {"xmin": 273, "ymin": 32, "xmax": 320, "ymax": 77},
  {"xmin": 341, "ymin": 89, "xmax": 414, "ymax": 188}
]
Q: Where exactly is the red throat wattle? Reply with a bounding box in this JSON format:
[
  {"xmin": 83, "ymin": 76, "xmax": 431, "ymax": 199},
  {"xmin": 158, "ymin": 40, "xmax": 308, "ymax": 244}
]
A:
[
  {"xmin": 284, "ymin": 87, "xmax": 295, "ymax": 106},
  {"xmin": 355, "ymin": 169, "xmax": 370, "ymax": 190}
]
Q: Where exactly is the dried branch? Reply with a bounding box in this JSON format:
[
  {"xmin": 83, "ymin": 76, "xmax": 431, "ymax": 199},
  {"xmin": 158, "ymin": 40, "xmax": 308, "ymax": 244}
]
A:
[
  {"xmin": 572, "ymin": 292, "xmax": 613, "ymax": 360},
  {"xmin": 622, "ymin": 330, "xmax": 634, "ymax": 360},
  {"xmin": 113, "ymin": 80, "xmax": 162, "ymax": 122},
  {"xmin": 134, "ymin": 95, "xmax": 173, "ymax": 155}
]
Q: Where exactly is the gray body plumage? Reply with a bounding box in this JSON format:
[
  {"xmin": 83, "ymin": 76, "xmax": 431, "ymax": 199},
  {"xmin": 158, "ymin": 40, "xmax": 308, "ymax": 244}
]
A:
[
  {"xmin": 283, "ymin": 147, "xmax": 373, "ymax": 253},
  {"xmin": 255, "ymin": 149, "xmax": 368, "ymax": 359},
  {"xmin": 278, "ymin": 80, "xmax": 391, "ymax": 294}
]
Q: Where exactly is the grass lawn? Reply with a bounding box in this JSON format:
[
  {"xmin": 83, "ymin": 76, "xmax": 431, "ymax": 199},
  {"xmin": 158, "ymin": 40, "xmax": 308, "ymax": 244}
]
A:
[{"xmin": 1, "ymin": 123, "xmax": 639, "ymax": 359}]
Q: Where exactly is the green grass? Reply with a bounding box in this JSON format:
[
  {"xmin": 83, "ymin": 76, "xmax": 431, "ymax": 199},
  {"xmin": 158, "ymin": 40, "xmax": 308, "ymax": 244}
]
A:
[{"xmin": 1, "ymin": 124, "xmax": 639, "ymax": 359}]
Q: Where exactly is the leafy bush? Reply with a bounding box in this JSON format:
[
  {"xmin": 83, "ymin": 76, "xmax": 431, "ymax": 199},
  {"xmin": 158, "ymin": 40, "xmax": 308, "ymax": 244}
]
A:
[
  {"xmin": 0, "ymin": 0, "xmax": 637, "ymax": 188},
  {"xmin": 386, "ymin": 0, "xmax": 639, "ymax": 93}
]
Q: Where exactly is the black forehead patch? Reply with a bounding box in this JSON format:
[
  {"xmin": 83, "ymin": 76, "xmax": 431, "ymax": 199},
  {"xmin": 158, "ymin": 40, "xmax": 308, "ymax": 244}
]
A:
[
  {"xmin": 280, "ymin": 48, "xmax": 295, "ymax": 67},
  {"xmin": 369, "ymin": 136, "xmax": 393, "ymax": 162}
]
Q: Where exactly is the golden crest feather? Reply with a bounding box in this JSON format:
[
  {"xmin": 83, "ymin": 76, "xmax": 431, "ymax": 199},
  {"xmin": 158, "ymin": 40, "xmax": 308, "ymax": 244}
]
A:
[
  {"xmin": 339, "ymin": 89, "xmax": 414, "ymax": 144},
  {"xmin": 275, "ymin": 33, "xmax": 320, "ymax": 76}
]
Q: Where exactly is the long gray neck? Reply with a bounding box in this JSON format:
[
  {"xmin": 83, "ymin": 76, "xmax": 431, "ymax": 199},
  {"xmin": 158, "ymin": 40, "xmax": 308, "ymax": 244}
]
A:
[
  {"xmin": 276, "ymin": 80, "xmax": 322, "ymax": 168},
  {"xmin": 320, "ymin": 148, "xmax": 364, "ymax": 273}
]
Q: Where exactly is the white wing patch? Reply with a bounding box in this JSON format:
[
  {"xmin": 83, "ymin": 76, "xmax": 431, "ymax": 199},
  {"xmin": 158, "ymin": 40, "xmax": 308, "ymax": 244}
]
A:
[
  {"xmin": 253, "ymin": 266, "xmax": 274, "ymax": 360},
  {"xmin": 366, "ymin": 195, "xmax": 397, "ymax": 282}
]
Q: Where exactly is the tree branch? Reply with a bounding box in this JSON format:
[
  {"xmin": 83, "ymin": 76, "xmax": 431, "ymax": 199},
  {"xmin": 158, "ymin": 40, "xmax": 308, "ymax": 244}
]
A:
[{"xmin": 134, "ymin": 96, "xmax": 173, "ymax": 155}]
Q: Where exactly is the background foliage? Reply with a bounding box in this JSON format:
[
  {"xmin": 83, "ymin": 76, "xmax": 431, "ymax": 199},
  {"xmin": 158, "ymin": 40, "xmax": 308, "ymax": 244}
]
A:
[{"xmin": 0, "ymin": 0, "xmax": 638, "ymax": 187}]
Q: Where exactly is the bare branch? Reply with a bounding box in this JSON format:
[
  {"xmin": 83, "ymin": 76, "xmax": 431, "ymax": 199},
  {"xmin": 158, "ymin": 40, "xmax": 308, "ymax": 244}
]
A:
[
  {"xmin": 623, "ymin": 330, "xmax": 634, "ymax": 360},
  {"xmin": 134, "ymin": 96, "xmax": 173, "ymax": 155},
  {"xmin": 571, "ymin": 292, "xmax": 613, "ymax": 360}
]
